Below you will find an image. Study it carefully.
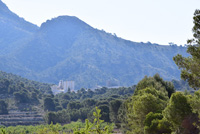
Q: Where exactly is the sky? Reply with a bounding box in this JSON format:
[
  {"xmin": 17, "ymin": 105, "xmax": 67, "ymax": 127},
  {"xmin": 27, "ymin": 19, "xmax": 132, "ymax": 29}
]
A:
[{"xmin": 2, "ymin": 0, "xmax": 200, "ymax": 45}]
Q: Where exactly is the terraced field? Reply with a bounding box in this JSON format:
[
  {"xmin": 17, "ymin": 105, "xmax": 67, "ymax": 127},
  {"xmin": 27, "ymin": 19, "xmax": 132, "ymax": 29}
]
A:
[{"xmin": 0, "ymin": 111, "xmax": 45, "ymax": 126}]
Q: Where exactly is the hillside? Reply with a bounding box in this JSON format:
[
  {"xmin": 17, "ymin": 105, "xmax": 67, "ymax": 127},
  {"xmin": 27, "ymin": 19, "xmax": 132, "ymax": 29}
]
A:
[
  {"xmin": 0, "ymin": 70, "xmax": 52, "ymax": 126},
  {"xmin": 0, "ymin": 71, "xmax": 51, "ymax": 94},
  {"xmin": 0, "ymin": 0, "xmax": 38, "ymax": 55},
  {"xmin": 0, "ymin": 1, "xmax": 188, "ymax": 89},
  {"xmin": 0, "ymin": 70, "xmax": 51, "ymax": 110}
]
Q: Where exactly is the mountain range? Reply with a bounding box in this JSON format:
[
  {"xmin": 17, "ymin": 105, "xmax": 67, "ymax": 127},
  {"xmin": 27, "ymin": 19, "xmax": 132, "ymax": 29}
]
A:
[{"xmin": 0, "ymin": 0, "xmax": 188, "ymax": 89}]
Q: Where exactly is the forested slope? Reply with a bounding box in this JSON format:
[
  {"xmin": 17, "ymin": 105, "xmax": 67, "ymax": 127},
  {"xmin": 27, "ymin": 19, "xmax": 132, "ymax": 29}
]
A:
[{"xmin": 0, "ymin": 0, "xmax": 189, "ymax": 89}]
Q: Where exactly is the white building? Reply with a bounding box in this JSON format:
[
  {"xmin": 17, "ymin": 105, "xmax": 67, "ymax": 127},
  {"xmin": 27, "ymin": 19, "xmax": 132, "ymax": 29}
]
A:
[
  {"xmin": 64, "ymin": 81, "xmax": 75, "ymax": 92},
  {"xmin": 51, "ymin": 80, "xmax": 75, "ymax": 95}
]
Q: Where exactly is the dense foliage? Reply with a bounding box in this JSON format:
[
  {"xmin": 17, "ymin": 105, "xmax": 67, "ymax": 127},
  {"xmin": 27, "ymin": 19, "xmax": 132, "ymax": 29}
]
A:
[
  {"xmin": 0, "ymin": 107, "xmax": 114, "ymax": 134},
  {"xmin": 0, "ymin": 100, "xmax": 8, "ymax": 115},
  {"xmin": 0, "ymin": 70, "xmax": 135, "ymax": 127},
  {"xmin": 117, "ymin": 75, "xmax": 200, "ymax": 134},
  {"xmin": 0, "ymin": 71, "xmax": 52, "ymax": 112},
  {"xmin": 0, "ymin": 71, "xmax": 52, "ymax": 94},
  {"xmin": 174, "ymin": 9, "xmax": 200, "ymax": 90},
  {"xmin": 1, "ymin": 74, "xmax": 200, "ymax": 134},
  {"xmin": 44, "ymin": 86, "xmax": 135, "ymax": 125}
]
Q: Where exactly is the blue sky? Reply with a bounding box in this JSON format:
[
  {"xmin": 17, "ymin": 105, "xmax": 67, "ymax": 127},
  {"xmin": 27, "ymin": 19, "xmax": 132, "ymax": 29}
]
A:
[{"xmin": 2, "ymin": 0, "xmax": 200, "ymax": 45}]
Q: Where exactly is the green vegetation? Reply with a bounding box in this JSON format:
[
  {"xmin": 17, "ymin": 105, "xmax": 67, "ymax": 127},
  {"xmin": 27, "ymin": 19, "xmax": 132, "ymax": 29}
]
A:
[
  {"xmin": 0, "ymin": 71, "xmax": 52, "ymax": 112},
  {"xmin": 124, "ymin": 75, "xmax": 171, "ymax": 133},
  {"xmin": 44, "ymin": 86, "xmax": 134, "ymax": 124},
  {"xmin": 0, "ymin": 121, "xmax": 85, "ymax": 134},
  {"xmin": 0, "ymin": 4, "xmax": 200, "ymax": 134},
  {"xmin": 174, "ymin": 9, "xmax": 200, "ymax": 90},
  {"xmin": 0, "ymin": 70, "xmax": 135, "ymax": 128},
  {"xmin": 73, "ymin": 107, "xmax": 113, "ymax": 134},
  {"xmin": 0, "ymin": 100, "xmax": 8, "ymax": 115},
  {"xmin": 118, "ymin": 75, "xmax": 200, "ymax": 134},
  {"xmin": 0, "ymin": 71, "xmax": 52, "ymax": 94},
  {"xmin": 1, "ymin": 73, "xmax": 200, "ymax": 134},
  {"xmin": 0, "ymin": 107, "xmax": 113, "ymax": 134}
]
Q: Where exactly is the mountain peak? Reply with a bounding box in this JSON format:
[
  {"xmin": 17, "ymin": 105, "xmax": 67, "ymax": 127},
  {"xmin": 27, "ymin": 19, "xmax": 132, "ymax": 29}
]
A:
[
  {"xmin": 43, "ymin": 15, "xmax": 85, "ymax": 23},
  {"xmin": 0, "ymin": 0, "xmax": 38, "ymax": 33},
  {"xmin": 0, "ymin": 0, "xmax": 12, "ymax": 14},
  {"xmin": 40, "ymin": 15, "xmax": 91, "ymax": 30}
]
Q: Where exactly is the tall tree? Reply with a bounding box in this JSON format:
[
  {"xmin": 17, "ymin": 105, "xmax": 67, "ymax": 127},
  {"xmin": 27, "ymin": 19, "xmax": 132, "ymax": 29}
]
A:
[
  {"xmin": 127, "ymin": 87, "xmax": 168, "ymax": 134},
  {"xmin": 0, "ymin": 100, "xmax": 8, "ymax": 115},
  {"xmin": 134, "ymin": 74, "xmax": 175, "ymax": 98},
  {"xmin": 44, "ymin": 97, "xmax": 56, "ymax": 111},
  {"xmin": 163, "ymin": 92, "xmax": 199, "ymax": 134},
  {"xmin": 173, "ymin": 9, "xmax": 200, "ymax": 89},
  {"xmin": 109, "ymin": 99, "xmax": 122, "ymax": 124}
]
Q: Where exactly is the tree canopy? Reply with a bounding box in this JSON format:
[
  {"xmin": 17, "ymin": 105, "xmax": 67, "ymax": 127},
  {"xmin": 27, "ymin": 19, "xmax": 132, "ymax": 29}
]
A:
[{"xmin": 173, "ymin": 9, "xmax": 200, "ymax": 89}]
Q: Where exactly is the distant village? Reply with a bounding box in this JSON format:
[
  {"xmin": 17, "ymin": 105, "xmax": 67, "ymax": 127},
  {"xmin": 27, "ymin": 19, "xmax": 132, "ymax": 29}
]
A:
[{"xmin": 51, "ymin": 79, "xmax": 121, "ymax": 95}]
